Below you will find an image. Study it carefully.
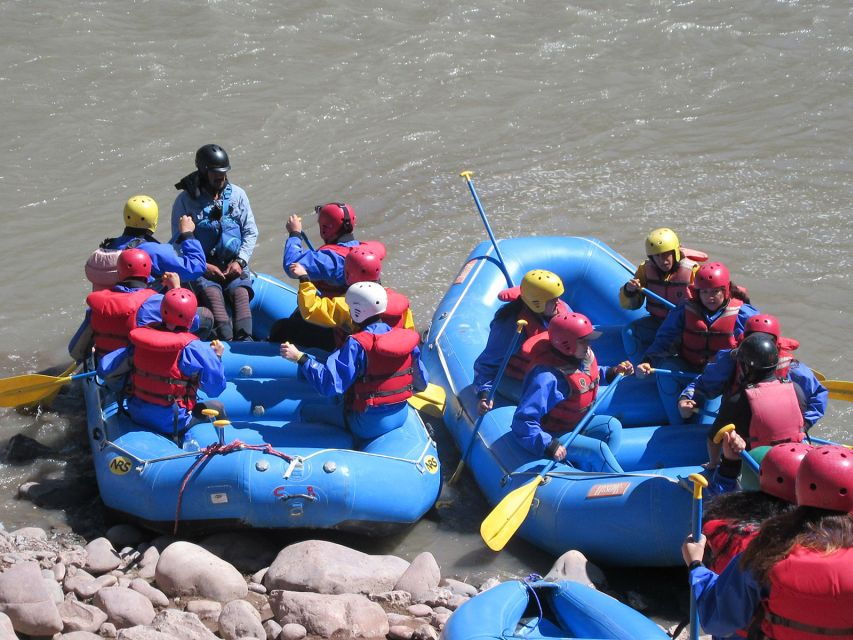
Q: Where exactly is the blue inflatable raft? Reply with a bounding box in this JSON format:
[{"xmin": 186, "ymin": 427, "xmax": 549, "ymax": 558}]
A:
[
  {"xmin": 443, "ymin": 578, "xmax": 669, "ymax": 640},
  {"xmin": 83, "ymin": 273, "xmax": 441, "ymax": 535},
  {"xmin": 422, "ymin": 237, "xmax": 709, "ymax": 566}
]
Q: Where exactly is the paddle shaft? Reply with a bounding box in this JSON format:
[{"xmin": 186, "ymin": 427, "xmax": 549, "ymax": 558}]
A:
[
  {"xmin": 613, "ymin": 256, "xmax": 677, "ymax": 310},
  {"xmin": 459, "ymin": 171, "xmax": 514, "ymax": 288},
  {"xmin": 301, "ymin": 232, "xmax": 315, "ymax": 251},
  {"xmin": 449, "ymin": 320, "xmax": 528, "ymax": 485},
  {"xmin": 651, "ymin": 368, "xmax": 697, "ymax": 378},
  {"xmin": 689, "ymin": 478, "xmax": 706, "ymax": 640}
]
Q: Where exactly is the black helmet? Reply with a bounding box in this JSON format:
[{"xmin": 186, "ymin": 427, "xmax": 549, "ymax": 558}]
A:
[
  {"xmin": 736, "ymin": 332, "xmax": 779, "ymax": 380},
  {"xmin": 195, "ymin": 144, "xmax": 231, "ymax": 174}
]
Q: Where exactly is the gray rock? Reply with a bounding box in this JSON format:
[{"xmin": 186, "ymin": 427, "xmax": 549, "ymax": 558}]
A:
[
  {"xmin": 53, "ymin": 563, "xmax": 67, "ymax": 582},
  {"xmin": 129, "ymin": 580, "xmax": 169, "ymax": 608},
  {"xmin": 478, "ymin": 577, "xmax": 501, "ymax": 592},
  {"xmin": 270, "ymin": 590, "xmax": 389, "ymax": 639},
  {"xmin": 116, "ymin": 627, "xmax": 179, "ymax": 640},
  {"xmin": 440, "ymin": 579, "xmax": 478, "ymax": 598},
  {"xmin": 61, "ymin": 632, "xmax": 103, "ymax": 640},
  {"xmin": 417, "ymin": 587, "xmax": 452, "ymax": 608},
  {"xmin": 0, "ymin": 561, "xmax": 63, "ymax": 636},
  {"xmin": 101, "ymin": 621, "xmax": 118, "ymax": 637},
  {"xmin": 43, "ymin": 577, "xmax": 64, "ymax": 604},
  {"xmin": 150, "ymin": 609, "xmax": 218, "ymax": 640},
  {"xmin": 543, "ymin": 550, "xmax": 606, "ymax": 590},
  {"xmin": 198, "ymin": 533, "xmax": 278, "ymax": 573},
  {"xmin": 58, "ymin": 599, "xmax": 109, "ymax": 633},
  {"xmin": 106, "ymin": 526, "xmax": 147, "ymax": 550},
  {"xmin": 412, "ymin": 624, "xmax": 439, "ymax": 640},
  {"xmin": 85, "ymin": 538, "xmax": 122, "ymax": 575},
  {"xmin": 3, "ymin": 435, "xmax": 53, "ymax": 462},
  {"xmin": 77, "ymin": 574, "xmax": 118, "ymax": 600},
  {"xmin": 154, "ymin": 542, "xmax": 247, "ymax": 603},
  {"xmin": 265, "ymin": 541, "xmax": 408, "ymax": 595},
  {"xmin": 184, "ymin": 600, "xmax": 221, "ymax": 632},
  {"xmin": 625, "ymin": 589, "xmax": 649, "ymax": 612},
  {"xmin": 278, "ymin": 622, "xmax": 306, "ymax": 640},
  {"xmin": 94, "ymin": 587, "xmax": 156, "ymax": 629},
  {"xmin": 9, "ymin": 527, "xmax": 47, "ymax": 540},
  {"xmin": 446, "ymin": 594, "xmax": 469, "ymax": 611},
  {"xmin": 218, "ymin": 600, "xmax": 264, "ymax": 640},
  {"xmin": 389, "ymin": 626, "xmax": 414, "ymax": 640},
  {"xmin": 406, "ymin": 604, "xmax": 431, "ymax": 618},
  {"xmin": 386, "ymin": 613, "xmax": 413, "ymax": 626},
  {"xmin": 368, "ymin": 590, "xmax": 411, "ymax": 607},
  {"xmin": 139, "ymin": 547, "xmax": 160, "ymax": 569},
  {"xmin": 248, "ymin": 582, "xmax": 267, "ymax": 594},
  {"xmin": 63, "ymin": 567, "xmax": 95, "ymax": 595},
  {"xmin": 393, "ymin": 553, "xmax": 440, "ymax": 600},
  {"xmin": 431, "ymin": 611, "xmax": 451, "ymax": 628},
  {"xmin": 0, "ymin": 612, "xmax": 17, "ymax": 640},
  {"xmin": 251, "ymin": 568, "xmax": 268, "ymax": 585},
  {"xmin": 262, "ymin": 619, "xmax": 282, "ymax": 640}
]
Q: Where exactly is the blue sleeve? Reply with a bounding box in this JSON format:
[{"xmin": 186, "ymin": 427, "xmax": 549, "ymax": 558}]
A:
[
  {"xmin": 473, "ymin": 310, "xmax": 520, "ymax": 395},
  {"xmin": 686, "ymin": 349, "xmax": 736, "ymax": 401},
  {"xmin": 68, "ymin": 310, "xmax": 92, "ymax": 355},
  {"xmin": 232, "ymin": 187, "xmax": 258, "ymax": 263},
  {"xmin": 510, "ymin": 367, "xmax": 564, "ymax": 457},
  {"xmin": 643, "ymin": 305, "xmax": 685, "ymax": 360},
  {"xmin": 179, "ymin": 341, "xmax": 226, "ymax": 398},
  {"xmin": 789, "ymin": 361, "xmax": 828, "ymax": 428},
  {"xmin": 137, "ymin": 295, "xmax": 164, "ymax": 327},
  {"xmin": 171, "ymin": 193, "xmax": 192, "ymax": 241},
  {"xmin": 413, "ymin": 346, "xmax": 429, "ymax": 392},
  {"xmin": 300, "ymin": 338, "xmax": 364, "ymax": 397},
  {"xmin": 141, "ymin": 239, "xmax": 207, "ymax": 281},
  {"xmin": 707, "ymin": 466, "xmax": 740, "ymax": 496},
  {"xmin": 692, "ymin": 558, "xmax": 764, "ymax": 637},
  {"xmin": 734, "ymin": 304, "xmax": 760, "ymax": 336},
  {"xmin": 282, "ymin": 239, "xmax": 348, "ymax": 283},
  {"xmin": 98, "ymin": 346, "xmax": 132, "ymax": 378}
]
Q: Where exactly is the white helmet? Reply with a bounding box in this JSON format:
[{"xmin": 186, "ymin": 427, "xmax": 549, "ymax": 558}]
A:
[{"xmin": 345, "ymin": 281, "xmax": 388, "ymax": 324}]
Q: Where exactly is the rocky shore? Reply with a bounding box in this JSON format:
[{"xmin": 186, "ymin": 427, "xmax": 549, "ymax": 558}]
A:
[{"xmin": 0, "ymin": 523, "xmax": 703, "ymax": 640}]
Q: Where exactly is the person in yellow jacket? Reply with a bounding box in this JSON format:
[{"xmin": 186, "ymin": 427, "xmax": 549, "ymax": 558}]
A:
[
  {"xmin": 289, "ymin": 242, "xmax": 415, "ymax": 351},
  {"xmin": 619, "ymin": 228, "xmax": 704, "ymax": 361}
]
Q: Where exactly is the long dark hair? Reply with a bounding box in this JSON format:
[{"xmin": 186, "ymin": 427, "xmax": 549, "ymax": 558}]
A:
[{"xmin": 740, "ymin": 507, "xmax": 853, "ymax": 583}]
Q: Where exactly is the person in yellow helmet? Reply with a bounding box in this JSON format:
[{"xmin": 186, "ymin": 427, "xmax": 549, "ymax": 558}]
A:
[
  {"xmin": 85, "ymin": 195, "xmax": 207, "ymax": 292},
  {"xmin": 473, "ymin": 269, "xmax": 572, "ymax": 414},
  {"xmin": 619, "ymin": 228, "xmax": 704, "ymax": 360}
]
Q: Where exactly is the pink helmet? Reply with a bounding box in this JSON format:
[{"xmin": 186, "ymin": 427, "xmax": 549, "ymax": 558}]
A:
[
  {"xmin": 795, "ymin": 446, "xmax": 853, "ymax": 512},
  {"xmin": 315, "ymin": 203, "xmax": 357, "ymax": 243},
  {"xmin": 692, "ymin": 262, "xmax": 730, "ymax": 294},
  {"xmin": 161, "ymin": 288, "xmax": 197, "ymax": 329},
  {"xmin": 344, "ymin": 246, "xmax": 383, "ymax": 285},
  {"xmin": 548, "ymin": 312, "xmax": 601, "ymax": 356},
  {"xmin": 759, "ymin": 443, "xmax": 813, "ymax": 503},
  {"xmin": 117, "ymin": 248, "xmax": 152, "ymax": 281},
  {"xmin": 745, "ymin": 314, "xmax": 781, "ymax": 340}
]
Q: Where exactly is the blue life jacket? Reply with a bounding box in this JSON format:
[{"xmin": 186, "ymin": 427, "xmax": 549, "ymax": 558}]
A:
[{"xmin": 194, "ymin": 184, "xmax": 242, "ymax": 267}]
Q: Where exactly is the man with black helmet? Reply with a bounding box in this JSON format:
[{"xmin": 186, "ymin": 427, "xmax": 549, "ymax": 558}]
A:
[
  {"xmin": 705, "ymin": 332, "xmax": 805, "ymax": 468},
  {"xmin": 172, "ymin": 144, "xmax": 259, "ymax": 341}
]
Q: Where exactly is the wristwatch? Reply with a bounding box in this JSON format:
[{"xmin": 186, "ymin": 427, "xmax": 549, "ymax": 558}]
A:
[{"xmin": 235, "ymin": 258, "xmax": 248, "ymax": 269}]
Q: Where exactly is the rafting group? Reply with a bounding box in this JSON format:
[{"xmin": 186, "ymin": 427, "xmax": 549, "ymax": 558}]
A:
[{"xmin": 9, "ymin": 142, "xmax": 850, "ymax": 638}]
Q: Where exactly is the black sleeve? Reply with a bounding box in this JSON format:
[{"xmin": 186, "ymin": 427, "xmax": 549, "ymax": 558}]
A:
[{"xmin": 710, "ymin": 391, "xmax": 753, "ymax": 442}]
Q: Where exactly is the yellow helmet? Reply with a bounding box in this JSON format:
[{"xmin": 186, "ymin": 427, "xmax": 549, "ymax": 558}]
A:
[
  {"xmin": 644, "ymin": 228, "xmax": 681, "ymax": 261},
  {"xmin": 520, "ymin": 269, "xmax": 564, "ymax": 313},
  {"xmin": 123, "ymin": 195, "xmax": 159, "ymax": 232}
]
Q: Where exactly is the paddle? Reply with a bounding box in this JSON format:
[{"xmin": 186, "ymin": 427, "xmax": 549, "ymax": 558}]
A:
[
  {"xmin": 651, "ymin": 368, "xmax": 698, "ymax": 379},
  {"xmin": 611, "ymin": 255, "xmax": 678, "ymax": 311},
  {"xmin": 0, "ymin": 370, "xmax": 98, "ymax": 408},
  {"xmin": 459, "ymin": 171, "xmax": 514, "ymax": 288},
  {"xmin": 712, "ymin": 424, "xmax": 760, "ymax": 473},
  {"xmin": 824, "ymin": 379, "xmax": 853, "ymax": 403},
  {"xmin": 812, "ymin": 368, "xmax": 826, "ymax": 382},
  {"xmin": 300, "ymin": 231, "xmax": 315, "ymax": 251},
  {"xmin": 21, "ymin": 361, "xmax": 79, "ymax": 410},
  {"xmin": 448, "ymin": 319, "xmax": 528, "ymax": 486},
  {"xmin": 408, "ymin": 383, "xmax": 447, "ymax": 418},
  {"xmin": 688, "ymin": 472, "xmax": 709, "ymax": 640},
  {"xmin": 480, "ymin": 374, "xmax": 625, "ymax": 551}
]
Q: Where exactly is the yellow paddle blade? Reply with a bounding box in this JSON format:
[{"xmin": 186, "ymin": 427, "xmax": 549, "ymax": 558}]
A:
[
  {"xmin": 825, "ymin": 379, "xmax": 853, "ymax": 403},
  {"xmin": 0, "ymin": 374, "xmax": 73, "ymax": 408},
  {"xmin": 21, "ymin": 362, "xmax": 79, "ymax": 410},
  {"xmin": 480, "ymin": 475, "xmax": 545, "ymax": 551},
  {"xmin": 812, "ymin": 368, "xmax": 826, "ymax": 382},
  {"xmin": 408, "ymin": 383, "xmax": 446, "ymax": 418}
]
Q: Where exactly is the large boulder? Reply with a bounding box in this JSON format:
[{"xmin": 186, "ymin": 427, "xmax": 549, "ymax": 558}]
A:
[
  {"xmin": 0, "ymin": 561, "xmax": 63, "ymax": 635},
  {"xmin": 265, "ymin": 541, "xmax": 409, "ymax": 595},
  {"xmin": 85, "ymin": 538, "xmax": 123, "ymax": 575},
  {"xmin": 543, "ymin": 549, "xmax": 607, "ymax": 589},
  {"xmin": 154, "ymin": 542, "xmax": 247, "ymax": 602},
  {"xmin": 58, "ymin": 599, "xmax": 109, "ymax": 633},
  {"xmin": 93, "ymin": 587, "xmax": 156, "ymax": 629},
  {"xmin": 393, "ymin": 553, "xmax": 440, "ymax": 600},
  {"xmin": 149, "ymin": 609, "xmax": 217, "ymax": 640},
  {"xmin": 217, "ymin": 600, "xmax": 265, "ymax": 640},
  {"xmin": 270, "ymin": 590, "xmax": 389, "ymax": 638}
]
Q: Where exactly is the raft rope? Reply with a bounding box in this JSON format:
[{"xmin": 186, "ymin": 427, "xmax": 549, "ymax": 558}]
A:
[
  {"xmin": 520, "ymin": 574, "xmax": 545, "ymax": 637},
  {"xmin": 173, "ymin": 439, "xmax": 294, "ymax": 534}
]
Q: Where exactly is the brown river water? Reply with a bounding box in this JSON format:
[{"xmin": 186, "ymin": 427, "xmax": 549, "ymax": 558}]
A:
[{"xmin": 1, "ymin": 0, "xmax": 851, "ymax": 621}]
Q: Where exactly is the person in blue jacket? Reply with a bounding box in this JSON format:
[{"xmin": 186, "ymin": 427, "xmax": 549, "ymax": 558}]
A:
[
  {"xmin": 509, "ymin": 311, "xmax": 633, "ymax": 472},
  {"xmin": 85, "ymin": 195, "xmax": 206, "ymax": 289},
  {"xmin": 98, "ymin": 288, "xmax": 226, "ymax": 439},
  {"xmin": 172, "ymin": 144, "xmax": 258, "ymax": 342},
  {"xmin": 682, "ymin": 445, "xmax": 853, "ymax": 640},
  {"xmin": 271, "ymin": 202, "xmax": 362, "ymax": 348},
  {"xmin": 678, "ymin": 314, "xmax": 827, "ymax": 430},
  {"xmin": 280, "ymin": 281, "xmax": 427, "ymax": 444}
]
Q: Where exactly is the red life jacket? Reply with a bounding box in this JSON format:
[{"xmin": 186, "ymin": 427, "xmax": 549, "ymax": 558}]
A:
[
  {"xmin": 313, "ymin": 243, "xmax": 355, "ymax": 298},
  {"xmin": 87, "ymin": 288, "xmax": 157, "ymax": 356},
  {"xmin": 704, "ymin": 518, "xmax": 759, "ymax": 576},
  {"xmin": 332, "ymin": 287, "xmax": 411, "ymax": 348},
  {"xmin": 496, "ymin": 288, "xmax": 570, "ymax": 380},
  {"xmin": 776, "ymin": 337, "xmax": 799, "ymax": 379},
  {"xmin": 644, "ymin": 257, "xmax": 696, "ymax": 318},
  {"xmin": 128, "ymin": 326, "xmax": 199, "ymax": 410},
  {"xmin": 519, "ymin": 334, "xmax": 599, "ymax": 432},
  {"xmin": 755, "ymin": 546, "xmax": 853, "ymax": 640},
  {"xmin": 349, "ymin": 327, "xmax": 420, "ymax": 412},
  {"xmin": 680, "ymin": 299, "xmax": 743, "ymax": 368},
  {"xmin": 745, "ymin": 380, "xmax": 805, "ymax": 447}
]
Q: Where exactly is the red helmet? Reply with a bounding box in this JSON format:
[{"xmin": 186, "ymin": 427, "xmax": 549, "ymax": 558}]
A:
[
  {"xmin": 344, "ymin": 246, "xmax": 383, "ymax": 285},
  {"xmin": 359, "ymin": 240, "xmax": 387, "ymax": 261},
  {"xmin": 745, "ymin": 314, "xmax": 781, "ymax": 340},
  {"xmin": 759, "ymin": 443, "xmax": 813, "ymax": 503},
  {"xmin": 795, "ymin": 446, "xmax": 853, "ymax": 512},
  {"xmin": 161, "ymin": 288, "xmax": 198, "ymax": 329},
  {"xmin": 548, "ymin": 312, "xmax": 601, "ymax": 356},
  {"xmin": 315, "ymin": 203, "xmax": 357, "ymax": 243},
  {"xmin": 117, "ymin": 248, "xmax": 152, "ymax": 281},
  {"xmin": 692, "ymin": 262, "xmax": 730, "ymax": 293}
]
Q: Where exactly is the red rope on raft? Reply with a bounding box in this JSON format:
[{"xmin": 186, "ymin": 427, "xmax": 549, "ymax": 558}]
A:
[{"xmin": 173, "ymin": 440, "xmax": 293, "ymax": 534}]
